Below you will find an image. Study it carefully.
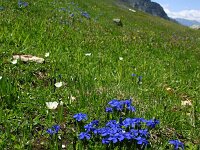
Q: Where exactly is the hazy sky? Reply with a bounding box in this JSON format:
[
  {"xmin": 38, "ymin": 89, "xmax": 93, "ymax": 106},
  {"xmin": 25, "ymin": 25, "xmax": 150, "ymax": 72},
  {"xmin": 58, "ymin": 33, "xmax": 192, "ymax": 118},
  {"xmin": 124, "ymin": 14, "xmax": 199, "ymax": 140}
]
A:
[{"xmin": 152, "ymin": 0, "xmax": 200, "ymax": 22}]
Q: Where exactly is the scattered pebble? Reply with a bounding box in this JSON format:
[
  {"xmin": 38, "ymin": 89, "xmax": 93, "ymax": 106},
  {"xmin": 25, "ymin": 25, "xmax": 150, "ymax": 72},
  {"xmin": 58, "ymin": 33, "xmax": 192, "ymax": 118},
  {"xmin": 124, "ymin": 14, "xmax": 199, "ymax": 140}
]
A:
[
  {"xmin": 129, "ymin": 8, "xmax": 136, "ymax": 13},
  {"xmin": 85, "ymin": 53, "xmax": 91, "ymax": 56},
  {"xmin": 181, "ymin": 100, "xmax": 192, "ymax": 106},
  {"xmin": 13, "ymin": 54, "xmax": 44, "ymax": 63}
]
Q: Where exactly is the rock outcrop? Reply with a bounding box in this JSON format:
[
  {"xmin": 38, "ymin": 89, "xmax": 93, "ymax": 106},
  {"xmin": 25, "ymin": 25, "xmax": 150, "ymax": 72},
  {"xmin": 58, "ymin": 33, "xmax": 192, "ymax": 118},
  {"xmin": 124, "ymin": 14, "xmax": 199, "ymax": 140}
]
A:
[{"xmin": 120, "ymin": 0, "xmax": 170, "ymax": 20}]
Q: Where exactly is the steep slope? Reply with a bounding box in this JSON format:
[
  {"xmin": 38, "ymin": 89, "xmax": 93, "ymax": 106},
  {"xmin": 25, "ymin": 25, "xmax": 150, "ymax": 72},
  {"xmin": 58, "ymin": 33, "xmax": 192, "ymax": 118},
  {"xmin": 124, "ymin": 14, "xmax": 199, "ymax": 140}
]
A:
[{"xmin": 0, "ymin": 0, "xmax": 200, "ymax": 149}]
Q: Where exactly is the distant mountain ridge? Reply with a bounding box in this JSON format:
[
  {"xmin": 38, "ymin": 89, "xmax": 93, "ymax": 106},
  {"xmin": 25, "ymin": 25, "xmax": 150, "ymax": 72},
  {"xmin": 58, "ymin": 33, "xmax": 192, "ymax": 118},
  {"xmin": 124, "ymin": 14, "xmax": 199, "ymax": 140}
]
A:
[
  {"xmin": 119, "ymin": 0, "xmax": 170, "ymax": 20},
  {"xmin": 175, "ymin": 18, "xmax": 200, "ymax": 27}
]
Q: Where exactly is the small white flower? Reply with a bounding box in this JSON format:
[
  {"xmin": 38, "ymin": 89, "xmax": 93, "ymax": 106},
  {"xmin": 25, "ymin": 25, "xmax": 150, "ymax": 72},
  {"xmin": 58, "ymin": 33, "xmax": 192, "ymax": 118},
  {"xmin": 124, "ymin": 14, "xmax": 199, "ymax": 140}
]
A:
[
  {"xmin": 70, "ymin": 96, "xmax": 76, "ymax": 101},
  {"xmin": 119, "ymin": 57, "xmax": 123, "ymax": 60},
  {"xmin": 85, "ymin": 53, "xmax": 91, "ymax": 56},
  {"xmin": 55, "ymin": 82, "xmax": 63, "ymax": 88},
  {"xmin": 60, "ymin": 101, "xmax": 64, "ymax": 105},
  {"xmin": 58, "ymin": 135, "xmax": 61, "ymax": 140},
  {"xmin": 62, "ymin": 144, "xmax": 66, "ymax": 148},
  {"xmin": 11, "ymin": 59, "xmax": 18, "ymax": 64},
  {"xmin": 68, "ymin": 95, "xmax": 76, "ymax": 102},
  {"xmin": 46, "ymin": 101, "xmax": 59, "ymax": 109},
  {"xmin": 0, "ymin": 76, "xmax": 2, "ymax": 80},
  {"xmin": 45, "ymin": 52, "xmax": 50, "ymax": 57}
]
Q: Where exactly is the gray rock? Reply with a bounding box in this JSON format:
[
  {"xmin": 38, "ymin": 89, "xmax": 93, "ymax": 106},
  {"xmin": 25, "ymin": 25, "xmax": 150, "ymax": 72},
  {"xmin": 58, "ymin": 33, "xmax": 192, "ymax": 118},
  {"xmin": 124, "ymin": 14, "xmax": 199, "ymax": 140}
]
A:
[
  {"xmin": 120, "ymin": 0, "xmax": 169, "ymax": 20},
  {"xmin": 113, "ymin": 18, "xmax": 123, "ymax": 26}
]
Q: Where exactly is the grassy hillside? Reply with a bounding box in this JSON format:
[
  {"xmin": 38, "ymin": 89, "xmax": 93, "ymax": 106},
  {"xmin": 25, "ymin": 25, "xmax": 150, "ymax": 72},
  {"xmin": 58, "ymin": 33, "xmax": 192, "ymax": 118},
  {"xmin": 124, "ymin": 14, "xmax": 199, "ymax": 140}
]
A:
[{"xmin": 0, "ymin": 0, "xmax": 200, "ymax": 149}]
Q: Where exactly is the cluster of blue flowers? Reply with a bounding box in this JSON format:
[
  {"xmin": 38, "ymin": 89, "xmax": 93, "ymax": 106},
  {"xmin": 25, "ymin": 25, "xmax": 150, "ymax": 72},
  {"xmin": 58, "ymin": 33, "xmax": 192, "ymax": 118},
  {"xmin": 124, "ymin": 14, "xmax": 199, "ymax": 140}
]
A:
[
  {"xmin": 46, "ymin": 125, "xmax": 60, "ymax": 135},
  {"xmin": 106, "ymin": 99, "xmax": 136, "ymax": 112},
  {"xmin": 73, "ymin": 99, "xmax": 161, "ymax": 149},
  {"xmin": 58, "ymin": 2, "xmax": 90, "ymax": 20},
  {"xmin": 73, "ymin": 99, "xmax": 184, "ymax": 149},
  {"xmin": 73, "ymin": 113, "xmax": 88, "ymax": 122},
  {"xmin": 81, "ymin": 11, "xmax": 90, "ymax": 19},
  {"xmin": 18, "ymin": 1, "xmax": 28, "ymax": 8},
  {"xmin": 169, "ymin": 139, "xmax": 184, "ymax": 150}
]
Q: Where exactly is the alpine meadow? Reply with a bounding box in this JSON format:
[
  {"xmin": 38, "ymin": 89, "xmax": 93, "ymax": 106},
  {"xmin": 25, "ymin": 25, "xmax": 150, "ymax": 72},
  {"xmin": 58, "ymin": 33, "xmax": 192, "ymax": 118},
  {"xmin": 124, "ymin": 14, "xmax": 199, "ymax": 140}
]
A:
[{"xmin": 0, "ymin": 0, "xmax": 200, "ymax": 149}]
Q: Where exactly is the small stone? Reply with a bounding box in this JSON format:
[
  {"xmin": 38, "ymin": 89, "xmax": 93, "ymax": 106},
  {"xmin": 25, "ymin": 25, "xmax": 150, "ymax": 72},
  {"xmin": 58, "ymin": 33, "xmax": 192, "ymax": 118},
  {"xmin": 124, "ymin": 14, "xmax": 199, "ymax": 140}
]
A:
[
  {"xmin": 181, "ymin": 100, "xmax": 192, "ymax": 106},
  {"xmin": 128, "ymin": 8, "xmax": 136, "ymax": 13},
  {"xmin": 113, "ymin": 18, "xmax": 123, "ymax": 26},
  {"xmin": 85, "ymin": 53, "xmax": 91, "ymax": 56},
  {"xmin": 13, "ymin": 54, "xmax": 44, "ymax": 63}
]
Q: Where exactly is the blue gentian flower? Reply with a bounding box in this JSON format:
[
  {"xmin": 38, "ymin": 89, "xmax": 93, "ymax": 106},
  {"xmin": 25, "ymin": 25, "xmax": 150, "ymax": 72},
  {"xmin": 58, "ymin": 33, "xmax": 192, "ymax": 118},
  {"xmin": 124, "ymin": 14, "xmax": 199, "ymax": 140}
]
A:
[
  {"xmin": 122, "ymin": 118, "xmax": 135, "ymax": 128},
  {"xmin": 124, "ymin": 132, "xmax": 134, "ymax": 140},
  {"xmin": 102, "ymin": 138, "xmax": 110, "ymax": 144},
  {"xmin": 108, "ymin": 99, "xmax": 135, "ymax": 112},
  {"xmin": 69, "ymin": 13, "xmax": 74, "ymax": 17},
  {"xmin": 123, "ymin": 99, "xmax": 132, "ymax": 106},
  {"xmin": 73, "ymin": 113, "xmax": 88, "ymax": 122},
  {"xmin": 130, "ymin": 129, "xmax": 139, "ymax": 137},
  {"xmin": 81, "ymin": 12, "xmax": 90, "ymax": 19},
  {"xmin": 52, "ymin": 125, "xmax": 60, "ymax": 133},
  {"xmin": 46, "ymin": 128, "xmax": 54, "ymax": 135},
  {"xmin": 126, "ymin": 105, "xmax": 136, "ymax": 112},
  {"xmin": 108, "ymin": 99, "xmax": 120, "ymax": 107},
  {"xmin": 145, "ymin": 119, "xmax": 160, "ymax": 128},
  {"xmin": 84, "ymin": 123, "xmax": 95, "ymax": 132},
  {"xmin": 84, "ymin": 120, "xmax": 99, "ymax": 132},
  {"xmin": 132, "ymin": 74, "xmax": 137, "ymax": 77},
  {"xmin": 139, "ymin": 129, "xmax": 149, "ymax": 137},
  {"xmin": 91, "ymin": 120, "xmax": 99, "ymax": 126},
  {"xmin": 105, "ymin": 107, "xmax": 113, "ymax": 112},
  {"xmin": 108, "ymin": 99, "xmax": 124, "ymax": 111},
  {"xmin": 110, "ymin": 127, "xmax": 120, "ymax": 135},
  {"xmin": 18, "ymin": 1, "xmax": 28, "ymax": 8},
  {"xmin": 98, "ymin": 127, "xmax": 110, "ymax": 137},
  {"xmin": 169, "ymin": 140, "xmax": 184, "ymax": 150},
  {"xmin": 79, "ymin": 132, "xmax": 91, "ymax": 140},
  {"xmin": 46, "ymin": 125, "xmax": 60, "ymax": 135},
  {"xmin": 138, "ymin": 76, "xmax": 142, "ymax": 81},
  {"xmin": 106, "ymin": 120, "xmax": 117, "ymax": 127},
  {"xmin": 119, "ymin": 117, "xmax": 123, "ymax": 125},
  {"xmin": 132, "ymin": 118, "xmax": 146, "ymax": 127},
  {"xmin": 114, "ymin": 133, "xmax": 125, "ymax": 142},
  {"xmin": 135, "ymin": 136, "xmax": 149, "ymax": 146},
  {"xmin": 59, "ymin": 8, "xmax": 66, "ymax": 12},
  {"xmin": 108, "ymin": 136, "xmax": 118, "ymax": 143}
]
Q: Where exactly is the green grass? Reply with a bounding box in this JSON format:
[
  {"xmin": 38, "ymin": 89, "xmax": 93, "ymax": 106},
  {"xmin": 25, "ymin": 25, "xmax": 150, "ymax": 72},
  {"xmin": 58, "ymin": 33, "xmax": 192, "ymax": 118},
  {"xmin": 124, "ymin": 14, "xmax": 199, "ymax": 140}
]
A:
[{"xmin": 0, "ymin": 0, "xmax": 200, "ymax": 149}]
